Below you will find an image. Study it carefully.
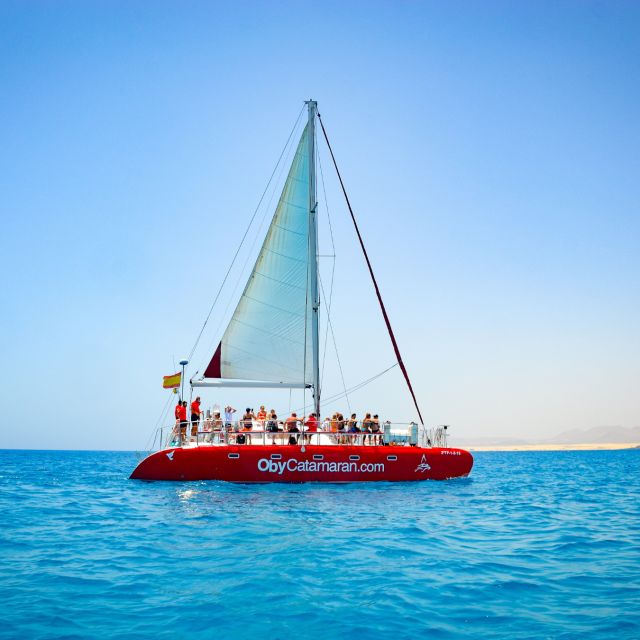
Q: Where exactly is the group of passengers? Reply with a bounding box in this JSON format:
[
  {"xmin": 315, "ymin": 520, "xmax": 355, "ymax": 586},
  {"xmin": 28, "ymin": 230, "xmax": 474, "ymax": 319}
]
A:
[
  {"xmin": 173, "ymin": 398, "xmax": 383, "ymax": 446},
  {"xmin": 324, "ymin": 412, "xmax": 383, "ymax": 445}
]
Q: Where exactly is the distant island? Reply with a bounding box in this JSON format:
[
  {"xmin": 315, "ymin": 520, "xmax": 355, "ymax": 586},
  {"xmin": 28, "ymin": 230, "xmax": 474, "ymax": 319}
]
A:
[{"xmin": 449, "ymin": 425, "xmax": 640, "ymax": 452}]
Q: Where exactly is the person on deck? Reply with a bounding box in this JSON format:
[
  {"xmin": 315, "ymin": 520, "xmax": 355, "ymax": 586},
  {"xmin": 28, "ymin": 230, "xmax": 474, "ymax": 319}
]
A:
[
  {"xmin": 371, "ymin": 414, "xmax": 381, "ymax": 445},
  {"xmin": 362, "ymin": 412, "xmax": 373, "ymax": 445},
  {"xmin": 256, "ymin": 405, "xmax": 267, "ymax": 426},
  {"xmin": 171, "ymin": 399, "xmax": 182, "ymax": 445},
  {"xmin": 213, "ymin": 411, "xmax": 223, "ymax": 443},
  {"xmin": 177, "ymin": 401, "xmax": 188, "ymax": 445},
  {"xmin": 266, "ymin": 410, "xmax": 279, "ymax": 444},
  {"xmin": 190, "ymin": 396, "xmax": 201, "ymax": 440},
  {"xmin": 202, "ymin": 410, "xmax": 213, "ymax": 443},
  {"xmin": 241, "ymin": 408, "xmax": 254, "ymax": 444},
  {"xmin": 304, "ymin": 412, "xmax": 318, "ymax": 444},
  {"xmin": 337, "ymin": 413, "xmax": 346, "ymax": 444},
  {"xmin": 241, "ymin": 408, "xmax": 254, "ymax": 429},
  {"xmin": 347, "ymin": 413, "xmax": 360, "ymax": 445},
  {"xmin": 345, "ymin": 413, "xmax": 360, "ymax": 444},
  {"xmin": 286, "ymin": 412, "xmax": 300, "ymax": 445},
  {"xmin": 173, "ymin": 399, "xmax": 181, "ymax": 437},
  {"xmin": 224, "ymin": 406, "xmax": 236, "ymax": 431}
]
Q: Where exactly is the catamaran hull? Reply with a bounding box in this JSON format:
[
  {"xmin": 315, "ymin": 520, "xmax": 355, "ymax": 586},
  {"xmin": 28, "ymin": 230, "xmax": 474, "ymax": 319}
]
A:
[{"xmin": 130, "ymin": 445, "xmax": 473, "ymax": 482}]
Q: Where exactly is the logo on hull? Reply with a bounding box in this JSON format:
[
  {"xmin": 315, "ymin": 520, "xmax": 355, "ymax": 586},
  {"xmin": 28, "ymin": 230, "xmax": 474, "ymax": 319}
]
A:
[
  {"xmin": 257, "ymin": 458, "xmax": 384, "ymax": 475},
  {"xmin": 415, "ymin": 454, "xmax": 431, "ymax": 473}
]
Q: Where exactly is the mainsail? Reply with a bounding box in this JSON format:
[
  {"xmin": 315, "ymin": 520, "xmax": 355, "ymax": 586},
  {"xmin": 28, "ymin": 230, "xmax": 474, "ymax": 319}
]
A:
[{"xmin": 204, "ymin": 123, "xmax": 315, "ymax": 385}]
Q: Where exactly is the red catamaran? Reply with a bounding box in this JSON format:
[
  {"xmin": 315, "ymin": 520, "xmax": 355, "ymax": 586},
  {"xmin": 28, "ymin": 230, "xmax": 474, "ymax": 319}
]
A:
[{"xmin": 131, "ymin": 101, "xmax": 473, "ymax": 483}]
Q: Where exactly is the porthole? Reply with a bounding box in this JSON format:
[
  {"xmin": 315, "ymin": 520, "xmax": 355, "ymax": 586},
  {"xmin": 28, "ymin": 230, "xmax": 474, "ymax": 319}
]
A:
[
  {"xmin": 387, "ymin": 455, "xmax": 398, "ymax": 462},
  {"xmin": 270, "ymin": 454, "xmax": 282, "ymax": 460},
  {"xmin": 349, "ymin": 455, "xmax": 360, "ymax": 461},
  {"xmin": 313, "ymin": 454, "xmax": 324, "ymax": 461},
  {"xmin": 228, "ymin": 453, "xmax": 240, "ymax": 459}
]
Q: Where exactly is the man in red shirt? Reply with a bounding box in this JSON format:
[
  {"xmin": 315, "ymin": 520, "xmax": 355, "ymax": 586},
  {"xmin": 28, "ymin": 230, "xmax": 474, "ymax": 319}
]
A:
[
  {"xmin": 178, "ymin": 401, "xmax": 188, "ymax": 444},
  {"xmin": 304, "ymin": 412, "xmax": 318, "ymax": 444},
  {"xmin": 173, "ymin": 399, "xmax": 183, "ymax": 445},
  {"xmin": 190, "ymin": 396, "xmax": 201, "ymax": 439}
]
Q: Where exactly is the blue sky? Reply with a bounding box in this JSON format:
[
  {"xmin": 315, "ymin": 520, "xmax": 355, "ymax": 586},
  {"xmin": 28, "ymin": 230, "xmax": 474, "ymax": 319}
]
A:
[{"xmin": 1, "ymin": 1, "xmax": 638, "ymax": 449}]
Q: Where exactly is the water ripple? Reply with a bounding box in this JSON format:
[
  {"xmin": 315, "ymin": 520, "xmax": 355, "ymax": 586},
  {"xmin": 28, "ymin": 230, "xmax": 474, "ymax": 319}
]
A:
[{"xmin": 0, "ymin": 449, "xmax": 638, "ymax": 639}]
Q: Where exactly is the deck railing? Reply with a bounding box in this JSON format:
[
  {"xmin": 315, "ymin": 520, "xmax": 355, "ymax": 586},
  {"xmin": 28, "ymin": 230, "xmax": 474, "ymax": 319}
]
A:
[{"xmin": 152, "ymin": 420, "xmax": 449, "ymax": 451}]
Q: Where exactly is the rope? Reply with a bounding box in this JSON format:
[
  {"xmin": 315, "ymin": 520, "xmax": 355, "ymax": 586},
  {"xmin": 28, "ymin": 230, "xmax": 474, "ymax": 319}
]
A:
[
  {"xmin": 186, "ymin": 104, "xmax": 306, "ymax": 364},
  {"xmin": 316, "ymin": 111, "xmax": 425, "ymax": 425},
  {"xmin": 143, "ymin": 391, "xmax": 174, "ymax": 452},
  {"xmin": 291, "ymin": 362, "xmax": 398, "ymax": 416},
  {"xmin": 318, "ymin": 269, "xmax": 351, "ymax": 414},
  {"xmin": 317, "ymin": 147, "xmax": 337, "ymax": 391},
  {"xmin": 195, "ymin": 122, "xmax": 297, "ymax": 374}
]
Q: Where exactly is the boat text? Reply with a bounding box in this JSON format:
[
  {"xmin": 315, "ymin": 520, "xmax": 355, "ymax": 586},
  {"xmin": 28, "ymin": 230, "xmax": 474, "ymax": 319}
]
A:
[{"xmin": 257, "ymin": 458, "xmax": 384, "ymax": 475}]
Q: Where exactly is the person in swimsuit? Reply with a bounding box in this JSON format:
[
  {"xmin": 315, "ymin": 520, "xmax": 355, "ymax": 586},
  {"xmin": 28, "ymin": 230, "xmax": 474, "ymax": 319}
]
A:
[
  {"xmin": 371, "ymin": 414, "xmax": 381, "ymax": 445},
  {"xmin": 337, "ymin": 413, "xmax": 346, "ymax": 444},
  {"xmin": 241, "ymin": 408, "xmax": 254, "ymax": 444},
  {"xmin": 286, "ymin": 412, "xmax": 299, "ymax": 445},
  {"xmin": 347, "ymin": 413, "xmax": 359, "ymax": 445},
  {"xmin": 266, "ymin": 410, "xmax": 279, "ymax": 444},
  {"xmin": 361, "ymin": 412, "xmax": 373, "ymax": 445}
]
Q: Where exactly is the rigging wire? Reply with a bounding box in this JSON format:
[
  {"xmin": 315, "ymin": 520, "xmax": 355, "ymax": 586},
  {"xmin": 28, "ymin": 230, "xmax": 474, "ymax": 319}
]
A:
[
  {"xmin": 143, "ymin": 355, "xmax": 180, "ymax": 452},
  {"xmin": 317, "ymin": 269, "xmax": 351, "ymax": 414},
  {"xmin": 317, "ymin": 146, "xmax": 337, "ymax": 392},
  {"xmin": 186, "ymin": 103, "xmax": 306, "ymax": 365},
  {"xmin": 316, "ymin": 111, "xmax": 425, "ymax": 425},
  {"xmin": 143, "ymin": 391, "xmax": 174, "ymax": 452},
  {"xmin": 147, "ymin": 106, "xmax": 305, "ymax": 451},
  {"xmin": 195, "ymin": 121, "xmax": 298, "ymax": 374},
  {"xmin": 291, "ymin": 362, "xmax": 398, "ymax": 416},
  {"xmin": 302, "ymin": 186, "xmax": 311, "ymax": 418}
]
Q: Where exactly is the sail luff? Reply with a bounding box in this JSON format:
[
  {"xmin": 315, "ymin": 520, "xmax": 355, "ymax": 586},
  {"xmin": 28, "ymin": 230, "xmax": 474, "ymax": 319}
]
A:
[{"xmin": 204, "ymin": 121, "xmax": 314, "ymax": 385}]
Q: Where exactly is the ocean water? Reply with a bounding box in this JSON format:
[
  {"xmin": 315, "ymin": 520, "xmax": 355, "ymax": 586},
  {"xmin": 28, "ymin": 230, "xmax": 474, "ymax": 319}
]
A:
[{"xmin": 0, "ymin": 449, "xmax": 638, "ymax": 640}]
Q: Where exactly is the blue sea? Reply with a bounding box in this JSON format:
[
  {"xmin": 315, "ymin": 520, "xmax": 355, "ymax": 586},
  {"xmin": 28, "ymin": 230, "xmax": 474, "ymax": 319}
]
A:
[{"xmin": 0, "ymin": 449, "xmax": 638, "ymax": 639}]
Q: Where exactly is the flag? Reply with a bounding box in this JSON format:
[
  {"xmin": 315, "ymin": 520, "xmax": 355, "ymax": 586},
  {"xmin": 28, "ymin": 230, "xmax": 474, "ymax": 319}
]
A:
[{"xmin": 163, "ymin": 372, "xmax": 181, "ymax": 389}]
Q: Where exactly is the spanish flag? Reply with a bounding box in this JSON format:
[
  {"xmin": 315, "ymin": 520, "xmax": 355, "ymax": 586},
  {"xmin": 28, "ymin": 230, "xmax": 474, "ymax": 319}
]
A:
[{"xmin": 163, "ymin": 372, "xmax": 181, "ymax": 389}]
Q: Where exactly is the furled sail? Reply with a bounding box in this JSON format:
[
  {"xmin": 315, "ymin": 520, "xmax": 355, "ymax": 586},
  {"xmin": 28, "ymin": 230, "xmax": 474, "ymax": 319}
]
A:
[{"xmin": 204, "ymin": 125, "xmax": 313, "ymax": 384}]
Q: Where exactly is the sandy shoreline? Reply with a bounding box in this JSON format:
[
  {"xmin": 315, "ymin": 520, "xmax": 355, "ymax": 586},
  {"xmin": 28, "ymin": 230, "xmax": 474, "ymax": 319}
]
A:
[{"xmin": 463, "ymin": 442, "xmax": 640, "ymax": 452}]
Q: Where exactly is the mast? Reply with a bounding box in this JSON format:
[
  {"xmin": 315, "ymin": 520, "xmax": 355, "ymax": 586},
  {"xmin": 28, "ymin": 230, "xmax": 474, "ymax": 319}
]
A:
[{"xmin": 307, "ymin": 99, "xmax": 320, "ymax": 418}]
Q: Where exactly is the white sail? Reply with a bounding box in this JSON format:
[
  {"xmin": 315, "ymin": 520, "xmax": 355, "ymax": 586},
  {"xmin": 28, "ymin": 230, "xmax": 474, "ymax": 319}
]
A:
[{"xmin": 204, "ymin": 124, "xmax": 314, "ymax": 384}]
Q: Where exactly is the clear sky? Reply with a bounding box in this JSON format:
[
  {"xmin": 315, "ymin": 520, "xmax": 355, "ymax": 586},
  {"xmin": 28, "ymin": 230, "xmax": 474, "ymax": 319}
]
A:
[{"xmin": 1, "ymin": 1, "xmax": 639, "ymax": 450}]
